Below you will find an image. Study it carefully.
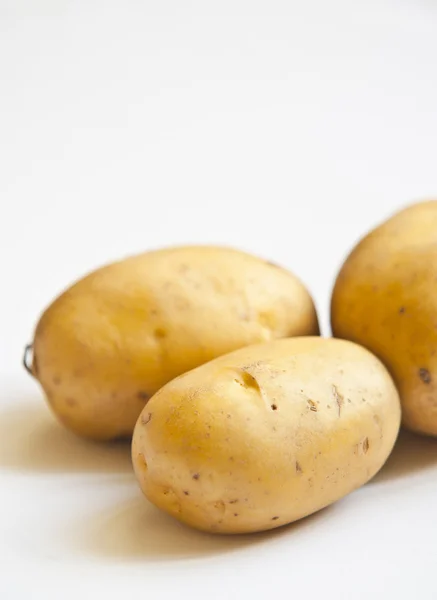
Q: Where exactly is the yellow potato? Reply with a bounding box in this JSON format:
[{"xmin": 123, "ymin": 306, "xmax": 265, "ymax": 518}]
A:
[
  {"xmin": 331, "ymin": 200, "xmax": 437, "ymax": 436},
  {"xmin": 132, "ymin": 337, "xmax": 400, "ymax": 534},
  {"xmin": 26, "ymin": 246, "xmax": 319, "ymax": 441}
]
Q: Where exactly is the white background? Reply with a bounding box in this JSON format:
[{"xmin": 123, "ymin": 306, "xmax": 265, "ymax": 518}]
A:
[{"xmin": 1, "ymin": 1, "xmax": 437, "ymax": 598}]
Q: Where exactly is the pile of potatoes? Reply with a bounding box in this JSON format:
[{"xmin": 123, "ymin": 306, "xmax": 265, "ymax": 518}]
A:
[{"xmin": 24, "ymin": 201, "xmax": 437, "ymax": 534}]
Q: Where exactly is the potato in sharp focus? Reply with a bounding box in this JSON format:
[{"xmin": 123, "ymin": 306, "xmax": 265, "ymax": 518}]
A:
[
  {"xmin": 26, "ymin": 246, "xmax": 319, "ymax": 441},
  {"xmin": 331, "ymin": 200, "xmax": 437, "ymax": 437},
  {"xmin": 132, "ymin": 337, "xmax": 401, "ymax": 534}
]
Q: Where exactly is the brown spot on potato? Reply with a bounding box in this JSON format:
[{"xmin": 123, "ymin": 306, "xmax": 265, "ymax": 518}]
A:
[
  {"xmin": 53, "ymin": 376, "xmax": 61, "ymax": 385},
  {"xmin": 307, "ymin": 399, "xmax": 318, "ymax": 412},
  {"xmin": 271, "ymin": 516, "xmax": 279, "ymax": 520},
  {"xmin": 214, "ymin": 501, "xmax": 225, "ymax": 515},
  {"xmin": 192, "ymin": 473, "xmax": 200, "ymax": 480},
  {"xmin": 229, "ymin": 499, "xmax": 238, "ymax": 504},
  {"xmin": 233, "ymin": 513, "xmax": 239, "ymax": 517},
  {"xmin": 162, "ymin": 488, "xmax": 181, "ymax": 514},
  {"xmin": 137, "ymin": 391, "xmax": 150, "ymax": 401},
  {"xmin": 419, "ymin": 368, "xmax": 431, "ymax": 384},
  {"xmin": 271, "ymin": 403, "xmax": 278, "ymax": 411},
  {"xmin": 183, "ymin": 491, "xmax": 189, "ymax": 496},
  {"xmin": 141, "ymin": 412, "xmax": 152, "ymax": 425},
  {"xmin": 362, "ymin": 437, "xmax": 370, "ymax": 454},
  {"xmin": 136, "ymin": 454, "xmax": 148, "ymax": 474},
  {"xmin": 154, "ymin": 327, "xmax": 167, "ymax": 339},
  {"xmin": 296, "ymin": 461, "xmax": 303, "ymax": 473},
  {"xmin": 399, "ymin": 306, "xmax": 406, "ymax": 314},
  {"xmin": 66, "ymin": 397, "xmax": 77, "ymax": 406}
]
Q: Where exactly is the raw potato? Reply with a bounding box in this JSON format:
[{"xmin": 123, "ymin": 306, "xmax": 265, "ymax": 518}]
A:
[
  {"xmin": 331, "ymin": 200, "xmax": 437, "ymax": 437},
  {"xmin": 28, "ymin": 246, "xmax": 319, "ymax": 441},
  {"xmin": 132, "ymin": 337, "xmax": 400, "ymax": 534}
]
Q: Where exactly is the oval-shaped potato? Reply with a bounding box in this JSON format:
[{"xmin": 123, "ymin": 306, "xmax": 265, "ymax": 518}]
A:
[
  {"xmin": 132, "ymin": 337, "xmax": 400, "ymax": 534},
  {"xmin": 28, "ymin": 246, "xmax": 319, "ymax": 441},
  {"xmin": 331, "ymin": 200, "xmax": 437, "ymax": 437}
]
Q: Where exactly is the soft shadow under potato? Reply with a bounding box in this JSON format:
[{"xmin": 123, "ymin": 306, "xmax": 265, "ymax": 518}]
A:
[
  {"xmin": 71, "ymin": 495, "xmax": 338, "ymax": 562},
  {"xmin": 0, "ymin": 399, "xmax": 132, "ymax": 474},
  {"xmin": 372, "ymin": 429, "xmax": 437, "ymax": 484}
]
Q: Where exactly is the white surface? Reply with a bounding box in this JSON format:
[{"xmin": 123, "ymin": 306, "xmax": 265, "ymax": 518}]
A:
[{"xmin": 1, "ymin": 1, "xmax": 437, "ymax": 598}]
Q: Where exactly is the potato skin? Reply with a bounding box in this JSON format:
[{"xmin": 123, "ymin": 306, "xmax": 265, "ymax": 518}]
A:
[
  {"xmin": 30, "ymin": 246, "xmax": 319, "ymax": 440},
  {"xmin": 331, "ymin": 201, "xmax": 437, "ymax": 437},
  {"xmin": 132, "ymin": 337, "xmax": 400, "ymax": 534}
]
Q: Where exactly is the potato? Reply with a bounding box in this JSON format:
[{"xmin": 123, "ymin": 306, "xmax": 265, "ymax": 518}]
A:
[
  {"xmin": 26, "ymin": 246, "xmax": 319, "ymax": 441},
  {"xmin": 132, "ymin": 337, "xmax": 400, "ymax": 534},
  {"xmin": 331, "ymin": 200, "xmax": 437, "ymax": 437}
]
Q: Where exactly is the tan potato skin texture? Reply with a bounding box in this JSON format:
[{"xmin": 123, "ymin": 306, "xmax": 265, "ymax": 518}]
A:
[
  {"xmin": 31, "ymin": 246, "xmax": 319, "ymax": 441},
  {"xmin": 331, "ymin": 201, "xmax": 437, "ymax": 437},
  {"xmin": 132, "ymin": 337, "xmax": 400, "ymax": 534}
]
